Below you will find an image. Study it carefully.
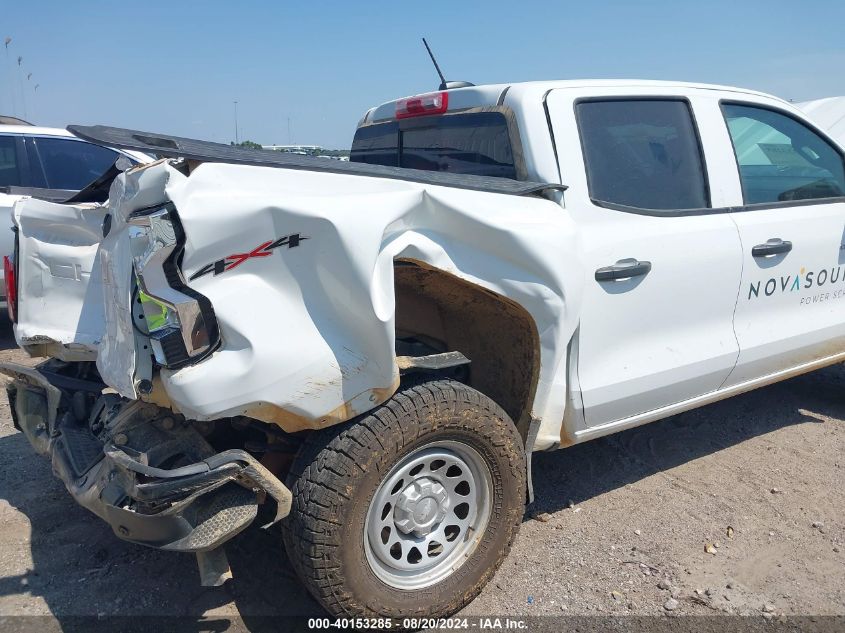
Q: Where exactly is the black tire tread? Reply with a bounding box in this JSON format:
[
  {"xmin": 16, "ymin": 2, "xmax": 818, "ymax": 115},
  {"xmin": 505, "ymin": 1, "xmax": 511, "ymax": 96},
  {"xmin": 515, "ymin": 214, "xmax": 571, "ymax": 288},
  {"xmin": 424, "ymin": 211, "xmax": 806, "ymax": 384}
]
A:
[{"xmin": 281, "ymin": 378, "xmax": 526, "ymax": 618}]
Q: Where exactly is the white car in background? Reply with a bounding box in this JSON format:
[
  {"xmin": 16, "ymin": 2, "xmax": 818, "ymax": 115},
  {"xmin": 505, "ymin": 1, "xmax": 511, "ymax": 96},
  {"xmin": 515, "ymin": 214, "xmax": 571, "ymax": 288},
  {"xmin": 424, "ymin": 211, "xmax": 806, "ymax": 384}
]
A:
[
  {"xmin": 799, "ymin": 97, "xmax": 845, "ymax": 147},
  {"xmin": 0, "ymin": 117, "xmax": 151, "ymax": 300}
]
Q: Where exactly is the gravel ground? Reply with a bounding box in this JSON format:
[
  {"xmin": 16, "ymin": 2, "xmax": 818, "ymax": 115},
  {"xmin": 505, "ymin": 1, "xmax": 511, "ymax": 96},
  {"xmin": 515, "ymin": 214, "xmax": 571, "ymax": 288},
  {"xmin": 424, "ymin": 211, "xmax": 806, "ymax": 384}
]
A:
[{"xmin": 0, "ymin": 311, "xmax": 842, "ymax": 625}]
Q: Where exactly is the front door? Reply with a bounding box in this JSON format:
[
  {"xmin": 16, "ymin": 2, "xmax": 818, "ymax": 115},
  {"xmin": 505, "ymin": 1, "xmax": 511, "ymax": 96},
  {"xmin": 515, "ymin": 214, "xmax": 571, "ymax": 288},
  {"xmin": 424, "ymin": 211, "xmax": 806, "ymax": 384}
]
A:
[{"xmin": 721, "ymin": 101, "xmax": 845, "ymax": 386}]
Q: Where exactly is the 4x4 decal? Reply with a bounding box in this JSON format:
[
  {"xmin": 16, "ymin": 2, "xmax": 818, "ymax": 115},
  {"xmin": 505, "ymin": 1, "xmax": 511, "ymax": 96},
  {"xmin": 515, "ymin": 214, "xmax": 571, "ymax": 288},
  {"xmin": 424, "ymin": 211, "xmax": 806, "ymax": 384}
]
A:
[{"xmin": 189, "ymin": 233, "xmax": 308, "ymax": 280}]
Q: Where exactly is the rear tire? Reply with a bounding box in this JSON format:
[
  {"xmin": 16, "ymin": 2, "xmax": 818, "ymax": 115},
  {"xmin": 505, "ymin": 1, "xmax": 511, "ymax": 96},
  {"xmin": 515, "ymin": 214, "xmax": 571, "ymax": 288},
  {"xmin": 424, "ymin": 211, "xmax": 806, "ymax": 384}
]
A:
[{"xmin": 282, "ymin": 378, "xmax": 526, "ymax": 619}]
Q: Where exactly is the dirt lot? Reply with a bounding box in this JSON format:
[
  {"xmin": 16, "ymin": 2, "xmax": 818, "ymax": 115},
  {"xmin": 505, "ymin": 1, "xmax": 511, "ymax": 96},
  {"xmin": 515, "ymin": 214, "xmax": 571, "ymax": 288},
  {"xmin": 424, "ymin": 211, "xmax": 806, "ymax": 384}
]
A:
[{"xmin": 0, "ymin": 311, "xmax": 842, "ymax": 626}]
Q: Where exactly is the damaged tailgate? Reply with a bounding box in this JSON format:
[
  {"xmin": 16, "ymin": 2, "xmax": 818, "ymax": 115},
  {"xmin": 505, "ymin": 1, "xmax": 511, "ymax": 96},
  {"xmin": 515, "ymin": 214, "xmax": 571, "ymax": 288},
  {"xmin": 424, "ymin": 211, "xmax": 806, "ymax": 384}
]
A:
[{"xmin": 12, "ymin": 197, "xmax": 107, "ymax": 360}]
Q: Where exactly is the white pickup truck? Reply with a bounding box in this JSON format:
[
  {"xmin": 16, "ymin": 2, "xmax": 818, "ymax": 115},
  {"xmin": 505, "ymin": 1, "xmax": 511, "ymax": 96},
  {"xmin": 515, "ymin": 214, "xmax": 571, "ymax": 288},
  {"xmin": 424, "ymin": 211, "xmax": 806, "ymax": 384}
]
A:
[{"xmin": 3, "ymin": 79, "xmax": 845, "ymax": 620}]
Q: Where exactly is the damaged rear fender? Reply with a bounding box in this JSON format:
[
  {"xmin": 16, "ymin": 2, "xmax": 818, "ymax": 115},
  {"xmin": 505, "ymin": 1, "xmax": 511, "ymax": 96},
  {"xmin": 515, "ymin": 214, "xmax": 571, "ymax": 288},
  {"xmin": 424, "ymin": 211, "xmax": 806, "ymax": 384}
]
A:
[
  {"xmin": 13, "ymin": 160, "xmax": 583, "ymax": 449},
  {"xmin": 156, "ymin": 164, "xmax": 583, "ymax": 448}
]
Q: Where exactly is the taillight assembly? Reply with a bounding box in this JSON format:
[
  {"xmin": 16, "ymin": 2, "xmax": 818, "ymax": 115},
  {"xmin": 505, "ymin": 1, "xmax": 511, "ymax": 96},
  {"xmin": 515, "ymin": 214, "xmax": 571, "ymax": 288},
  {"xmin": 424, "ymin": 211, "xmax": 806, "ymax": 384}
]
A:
[
  {"xmin": 128, "ymin": 205, "xmax": 218, "ymax": 368},
  {"xmin": 3, "ymin": 254, "xmax": 16, "ymax": 323},
  {"xmin": 395, "ymin": 91, "xmax": 449, "ymax": 119}
]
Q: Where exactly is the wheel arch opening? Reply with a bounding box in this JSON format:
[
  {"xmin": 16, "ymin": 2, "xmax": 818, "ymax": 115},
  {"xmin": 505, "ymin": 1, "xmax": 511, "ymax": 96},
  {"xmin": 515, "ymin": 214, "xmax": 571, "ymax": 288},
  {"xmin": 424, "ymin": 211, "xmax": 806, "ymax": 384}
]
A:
[{"xmin": 393, "ymin": 259, "xmax": 541, "ymax": 441}]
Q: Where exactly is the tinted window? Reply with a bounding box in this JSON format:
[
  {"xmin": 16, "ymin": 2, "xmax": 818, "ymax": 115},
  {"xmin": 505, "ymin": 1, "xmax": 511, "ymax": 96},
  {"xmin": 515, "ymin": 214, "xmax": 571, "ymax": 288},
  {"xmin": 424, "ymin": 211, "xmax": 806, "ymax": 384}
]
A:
[
  {"xmin": 351, "ymin": 112, "xmax": 517, "ymax": 179},
  {"xmin": 350, "ymin": 122, "xmax": 399, "ymax": 167},
  {"xmin": 577, "ymin": 100, "xmax": 709, "ymax": 210},
  {"xmin": 0, "ymin": 135, "xmax": 21, "ymax": 187},
  {"xmin": 33, "ymin": 137, "xmax": 118, "ymax": 190},
  {"xmin": 722, "ymin": 103, "xmax": 845, "ymax": 204}
]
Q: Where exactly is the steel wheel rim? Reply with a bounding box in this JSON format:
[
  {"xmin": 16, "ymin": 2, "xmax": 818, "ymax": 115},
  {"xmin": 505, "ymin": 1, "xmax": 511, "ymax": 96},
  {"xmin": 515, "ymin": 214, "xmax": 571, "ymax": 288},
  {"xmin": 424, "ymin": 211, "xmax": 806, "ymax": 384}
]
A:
[{"xmin": 363, "ymin": 440, "xmax": 493, "ymax": 590}]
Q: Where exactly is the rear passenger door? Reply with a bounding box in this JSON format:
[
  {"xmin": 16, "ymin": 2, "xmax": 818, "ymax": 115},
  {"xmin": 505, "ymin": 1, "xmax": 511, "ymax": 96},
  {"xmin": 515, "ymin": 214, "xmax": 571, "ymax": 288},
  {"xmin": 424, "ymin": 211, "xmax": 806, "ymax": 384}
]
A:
[
  {"xmin": 720, "ymin": 101, "xmax": 845, "ymax": 386},
  {"xmin": 547, "ymin": 90, "xmax": 743, "ymax": 428}
]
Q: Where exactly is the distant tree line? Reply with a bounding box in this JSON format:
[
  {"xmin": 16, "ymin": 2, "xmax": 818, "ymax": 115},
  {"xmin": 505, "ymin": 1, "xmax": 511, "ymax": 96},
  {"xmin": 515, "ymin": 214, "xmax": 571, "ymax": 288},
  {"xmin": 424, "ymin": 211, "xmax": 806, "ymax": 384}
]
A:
[
  {"xmin": 231, "ymin": 140, "xmax": 350, "ymax": 158},
  {"xmin": 316, "ymin": 149, "xmax": 351, "ymax": 158}
]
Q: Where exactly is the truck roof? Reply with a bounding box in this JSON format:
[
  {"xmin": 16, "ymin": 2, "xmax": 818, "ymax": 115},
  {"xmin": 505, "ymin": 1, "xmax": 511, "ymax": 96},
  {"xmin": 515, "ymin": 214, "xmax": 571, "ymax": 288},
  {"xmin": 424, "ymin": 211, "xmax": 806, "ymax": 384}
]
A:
[
  {"xmin": 361, "ymin": 79, "xmax": 785, "ymax": 124},
  {"xmin": 508, "ymin": 78, "xmax": 774, "ymax": 94}
]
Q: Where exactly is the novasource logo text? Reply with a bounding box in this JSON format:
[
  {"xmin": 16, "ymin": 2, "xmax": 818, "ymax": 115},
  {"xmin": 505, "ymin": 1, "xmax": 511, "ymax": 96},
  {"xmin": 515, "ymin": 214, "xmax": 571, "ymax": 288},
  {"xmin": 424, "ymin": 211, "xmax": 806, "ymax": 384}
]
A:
[{"xmin": 748, "ymin": 264, "xmax": 845, "ymax": 305}]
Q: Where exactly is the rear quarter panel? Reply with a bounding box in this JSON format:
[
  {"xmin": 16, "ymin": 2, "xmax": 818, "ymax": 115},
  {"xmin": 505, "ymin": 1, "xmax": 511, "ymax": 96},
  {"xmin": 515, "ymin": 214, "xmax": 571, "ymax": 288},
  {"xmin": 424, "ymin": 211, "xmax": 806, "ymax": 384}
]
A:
[{"xmin": 159, "ymin": 162, "xmax": 582, "ymax": 447}]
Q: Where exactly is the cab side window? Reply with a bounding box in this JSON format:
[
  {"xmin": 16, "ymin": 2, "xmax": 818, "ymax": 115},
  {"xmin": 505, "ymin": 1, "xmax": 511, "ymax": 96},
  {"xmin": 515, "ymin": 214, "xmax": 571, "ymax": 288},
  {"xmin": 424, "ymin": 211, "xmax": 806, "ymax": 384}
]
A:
[
  {"xmin": 576, "ymin": 99, "xmax": 710, "ymax": 211},
  {"xmin": 722, "ymin": 103, "xmax": 845, "ymax": 204},
  {"xmin": 32, "ymin": 137, "xmax": 118, "ymax": 190},
  {"xmin": 0, "ymin": 135, "xmax": 22, "ymax": 187}
]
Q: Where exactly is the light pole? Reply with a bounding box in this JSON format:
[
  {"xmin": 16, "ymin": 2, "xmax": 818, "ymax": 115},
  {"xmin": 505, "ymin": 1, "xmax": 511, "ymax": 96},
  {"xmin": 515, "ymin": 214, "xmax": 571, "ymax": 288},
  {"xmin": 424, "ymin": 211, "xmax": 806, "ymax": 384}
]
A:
[{"xmin": 233, "ymin": 101, "xmax": 239, "ymax": 144}]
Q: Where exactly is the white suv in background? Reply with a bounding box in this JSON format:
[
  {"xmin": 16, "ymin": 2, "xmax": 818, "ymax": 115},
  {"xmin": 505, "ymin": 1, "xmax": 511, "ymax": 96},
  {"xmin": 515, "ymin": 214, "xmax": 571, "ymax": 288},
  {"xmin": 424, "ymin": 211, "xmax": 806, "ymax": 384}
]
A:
[{"xmin": 0, "ymin": 118, "xmax": 151, "ymax": 299}]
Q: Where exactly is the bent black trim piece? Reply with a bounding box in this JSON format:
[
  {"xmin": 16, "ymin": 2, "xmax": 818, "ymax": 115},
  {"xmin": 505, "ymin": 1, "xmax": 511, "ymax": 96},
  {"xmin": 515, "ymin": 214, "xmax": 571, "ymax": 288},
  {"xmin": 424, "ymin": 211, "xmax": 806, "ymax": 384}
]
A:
[
  {"xmin": 37, "ymin": 365, "xmax": 105, "ymax": 394},
  {"xmin": 106, "ymin": 443, "xmax": 292, "ymax": 525},
  {"xmin": 68, "ymin": 124, "xmax": 566, "ymax": 197}
]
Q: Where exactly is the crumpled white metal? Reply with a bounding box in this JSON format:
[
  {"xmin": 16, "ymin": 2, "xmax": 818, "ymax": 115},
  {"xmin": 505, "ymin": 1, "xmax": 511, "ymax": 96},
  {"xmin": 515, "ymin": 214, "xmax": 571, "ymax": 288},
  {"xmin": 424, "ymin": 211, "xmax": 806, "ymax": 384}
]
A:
[{"xmin": 14, "ymin": 159, "xmax": 582, "ymax": 449}]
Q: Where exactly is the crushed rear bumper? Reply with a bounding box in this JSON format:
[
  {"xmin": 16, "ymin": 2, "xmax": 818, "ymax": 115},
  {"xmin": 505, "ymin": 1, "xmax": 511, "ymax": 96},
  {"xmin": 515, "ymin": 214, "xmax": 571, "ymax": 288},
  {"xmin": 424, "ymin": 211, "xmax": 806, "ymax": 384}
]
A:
[{"xmin": 1, "ymin": 361, "xmax": 291, "ymax": 559}]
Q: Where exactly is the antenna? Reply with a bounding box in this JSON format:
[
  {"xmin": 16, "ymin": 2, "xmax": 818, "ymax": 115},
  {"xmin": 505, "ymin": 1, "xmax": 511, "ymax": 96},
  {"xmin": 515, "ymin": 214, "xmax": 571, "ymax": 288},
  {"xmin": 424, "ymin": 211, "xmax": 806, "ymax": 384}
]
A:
[{"xmin": 422, "ymin": 38, "xmax": 447, "ymax": 91}]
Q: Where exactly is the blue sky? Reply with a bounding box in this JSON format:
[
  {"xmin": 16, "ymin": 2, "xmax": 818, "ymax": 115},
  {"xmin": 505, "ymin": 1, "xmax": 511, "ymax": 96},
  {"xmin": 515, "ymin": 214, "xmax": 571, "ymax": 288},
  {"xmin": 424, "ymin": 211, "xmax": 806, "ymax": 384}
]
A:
[{"xmin": 2, "ymin": 0, "xmax": 844, "ymax": 148}]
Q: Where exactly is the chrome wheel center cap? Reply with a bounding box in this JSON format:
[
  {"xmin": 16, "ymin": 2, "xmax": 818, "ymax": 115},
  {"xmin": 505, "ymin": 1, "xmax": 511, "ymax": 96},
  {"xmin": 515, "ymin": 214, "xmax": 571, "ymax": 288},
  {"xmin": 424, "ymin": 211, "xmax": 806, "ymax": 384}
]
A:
[{"xmin": 393, "ymin": 477, "xmax": 450, "ymax": 537}]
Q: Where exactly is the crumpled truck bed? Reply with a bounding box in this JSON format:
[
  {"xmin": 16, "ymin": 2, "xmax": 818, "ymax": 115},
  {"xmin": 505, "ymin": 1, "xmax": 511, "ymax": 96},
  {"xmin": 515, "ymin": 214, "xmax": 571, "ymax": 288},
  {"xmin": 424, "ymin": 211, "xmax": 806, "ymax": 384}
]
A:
[{"xmin": 13, "ymin": 159, "xmax": 583, "ymax": 449}]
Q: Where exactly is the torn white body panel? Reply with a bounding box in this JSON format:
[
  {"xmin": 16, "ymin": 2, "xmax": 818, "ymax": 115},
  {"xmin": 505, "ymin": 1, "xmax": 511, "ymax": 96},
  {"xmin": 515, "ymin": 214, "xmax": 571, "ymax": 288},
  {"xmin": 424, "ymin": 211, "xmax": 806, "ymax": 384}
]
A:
[
  {"xmin": 160, "ymin": 163, "xmax": 581, "ymax": 445},
  {"xmin": 96, "ymin": 160, "xmax": 177, "ymax": 398},
  {"xmin": 13, "ymin": 198, "xmax": 106, "ymax": 360},
  {"xmin": 14, "ymin": 159, "xmax": 580, "ymax": 449}
]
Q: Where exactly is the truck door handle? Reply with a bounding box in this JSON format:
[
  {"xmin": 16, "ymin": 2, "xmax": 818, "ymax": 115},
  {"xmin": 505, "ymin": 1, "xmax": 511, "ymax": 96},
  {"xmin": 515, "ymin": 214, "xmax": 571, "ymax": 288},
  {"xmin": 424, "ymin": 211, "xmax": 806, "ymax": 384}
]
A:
[
  {"xmin": 595, "ymin": 258, "xmax": 652, "ymax": 282},
  {"xmin": 752, "ymin": 239, "xmax": 792, "ymax": 258}
]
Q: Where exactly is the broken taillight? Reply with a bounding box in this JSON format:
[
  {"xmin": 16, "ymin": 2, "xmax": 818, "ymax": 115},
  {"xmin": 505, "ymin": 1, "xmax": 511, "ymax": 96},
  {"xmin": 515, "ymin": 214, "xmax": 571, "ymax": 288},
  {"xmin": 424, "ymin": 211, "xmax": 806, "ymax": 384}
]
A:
[
  {"xmin": 395, "ymin": 91, "xmax": 449, "ymax": 119},
  {"xmin": 128, "ymin": 205, "xmax": 218, "ymax": 368},
  {"xmin": 4, "ymin": 255, "xmax": 17, "ymax": 323}
]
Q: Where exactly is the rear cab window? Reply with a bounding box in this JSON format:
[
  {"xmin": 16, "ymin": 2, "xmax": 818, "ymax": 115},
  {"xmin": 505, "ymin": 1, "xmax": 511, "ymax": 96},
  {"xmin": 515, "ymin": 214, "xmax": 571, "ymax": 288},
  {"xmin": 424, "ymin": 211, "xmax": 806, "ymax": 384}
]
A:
[{"xmin": 351, "ymin": 110, "xmax": 519, "ymax": 179}]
